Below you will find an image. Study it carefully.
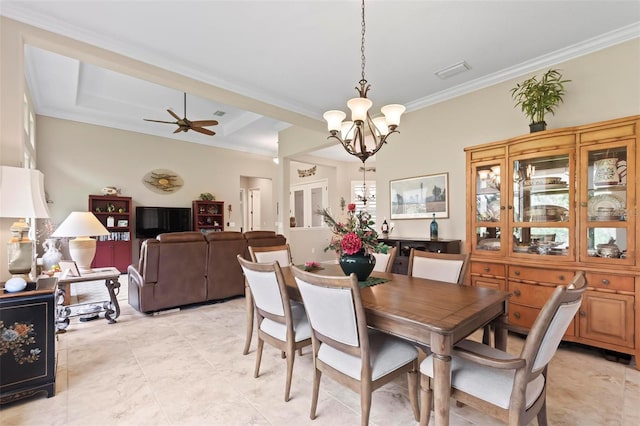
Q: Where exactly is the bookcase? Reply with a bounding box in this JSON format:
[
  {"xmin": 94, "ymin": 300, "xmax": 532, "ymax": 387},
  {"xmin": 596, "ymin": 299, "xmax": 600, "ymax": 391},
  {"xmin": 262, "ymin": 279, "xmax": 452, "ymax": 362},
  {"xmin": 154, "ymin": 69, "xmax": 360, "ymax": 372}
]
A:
[
  {"xmin": 192, "ymin": 200, "xmax": 224, "ymax": 233},
  {"xmin": 88, "ymin": 195, "xmax": 132, "ymax": 272}
]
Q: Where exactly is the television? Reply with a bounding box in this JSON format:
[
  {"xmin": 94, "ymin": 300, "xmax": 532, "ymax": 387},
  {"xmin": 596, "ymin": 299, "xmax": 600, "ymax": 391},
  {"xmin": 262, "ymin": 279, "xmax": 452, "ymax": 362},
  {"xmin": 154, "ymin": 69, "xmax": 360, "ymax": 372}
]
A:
[{"xmin": 135, "ymin": 206, "xmax": 192, "ymax": 239}]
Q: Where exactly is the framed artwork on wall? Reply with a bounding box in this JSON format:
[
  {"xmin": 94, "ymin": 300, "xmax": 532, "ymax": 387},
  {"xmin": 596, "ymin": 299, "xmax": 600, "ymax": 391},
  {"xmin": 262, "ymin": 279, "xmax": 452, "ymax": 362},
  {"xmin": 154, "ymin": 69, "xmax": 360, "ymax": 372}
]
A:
[{"xmin": 390, "ymin": 172, "xmax": 449, "ymax": 219}]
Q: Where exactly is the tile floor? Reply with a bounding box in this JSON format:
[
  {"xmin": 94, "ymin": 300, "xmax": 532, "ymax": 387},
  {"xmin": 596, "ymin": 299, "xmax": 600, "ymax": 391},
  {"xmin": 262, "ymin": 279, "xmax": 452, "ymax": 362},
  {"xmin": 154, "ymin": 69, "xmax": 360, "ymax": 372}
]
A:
[{"xmin": 1, "ymin": 275, "xmax": 639, "ymax": 425}]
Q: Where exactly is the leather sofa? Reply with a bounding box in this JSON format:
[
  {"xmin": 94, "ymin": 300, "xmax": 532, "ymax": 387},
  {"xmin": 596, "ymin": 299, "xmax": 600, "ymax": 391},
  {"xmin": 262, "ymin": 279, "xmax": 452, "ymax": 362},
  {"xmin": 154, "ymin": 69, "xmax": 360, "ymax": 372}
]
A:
[{"xmin": 128, "ymin": 230, "xmax": 286, "ymax": 313}]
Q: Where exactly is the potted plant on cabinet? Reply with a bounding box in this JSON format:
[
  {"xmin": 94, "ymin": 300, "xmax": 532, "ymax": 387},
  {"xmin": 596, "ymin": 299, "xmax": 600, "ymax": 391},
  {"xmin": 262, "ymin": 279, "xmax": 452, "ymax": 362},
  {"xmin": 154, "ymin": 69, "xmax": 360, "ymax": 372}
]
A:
[{"xmin": 510, "ymin": 69, "xmax": 570, "ymax": 132}]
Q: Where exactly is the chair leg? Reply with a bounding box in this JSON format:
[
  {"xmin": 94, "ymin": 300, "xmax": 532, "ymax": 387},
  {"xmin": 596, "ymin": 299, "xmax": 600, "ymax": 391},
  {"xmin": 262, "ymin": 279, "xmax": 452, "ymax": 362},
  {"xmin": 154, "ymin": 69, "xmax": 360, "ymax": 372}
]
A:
[
  {"xmin": 537, "ymin": 399, "xmax": 548, "ymax": 426},
  {"xmin": 243, "ymin": 288, "xmax": 254, "ymax": 355},
  {"xmin": 310, "ymin": 367, "xmax": 321, "ymax": 420},
  {"xmin": 360, "ymin": 384, "xmax": 372, "ymax": 426},
  {"xmin": 419, "ymin": 375, "xmax": 433, "ymax": 426},
  {"xmin": 254, "ymin": 338, "xmax": 264, "ymax": 378},
  {"xmin": 407, "ymin": 361, "xmax": 420, "ymax": 421},
  {"xmin": 284, "ymin": 348, "xmax": 296, "ymax": 402}
]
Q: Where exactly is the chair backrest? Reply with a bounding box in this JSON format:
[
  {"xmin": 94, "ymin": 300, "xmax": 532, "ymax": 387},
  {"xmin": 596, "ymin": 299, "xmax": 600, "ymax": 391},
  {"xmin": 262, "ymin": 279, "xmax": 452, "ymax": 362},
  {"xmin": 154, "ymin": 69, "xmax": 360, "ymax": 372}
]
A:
[
  {"xmin": 372, "ymin": 246, "xmax": 398, "ymax": 273},
  {"xmin": 249, "ymin": 244, "xmax": 292, "ymax": 267},
  {"xmin": 292, "ymin": 268, "xmax": 369, "ymax": 359},
  {"xmin": 237, "ymin": 255, "xmax": 292, "ymax": 328},
  {"xmin": 519, "ymin": 271, "xmax": 587, "ymax": 378},
  {"xmin": 407, "ymin": 249, "xmax": 470, "ymax": 285}
]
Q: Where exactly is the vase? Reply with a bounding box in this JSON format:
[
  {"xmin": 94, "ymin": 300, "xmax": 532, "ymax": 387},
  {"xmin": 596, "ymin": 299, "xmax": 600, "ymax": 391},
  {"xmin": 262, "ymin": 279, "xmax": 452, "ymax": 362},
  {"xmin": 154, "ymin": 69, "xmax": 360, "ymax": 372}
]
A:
[
  {"xmin": 340, "ymin": 251, "xmax": 376, "ymax": 281},
  {"xmin": 42, "ymin": 238, "xmax": 63, "ymax": 271}
]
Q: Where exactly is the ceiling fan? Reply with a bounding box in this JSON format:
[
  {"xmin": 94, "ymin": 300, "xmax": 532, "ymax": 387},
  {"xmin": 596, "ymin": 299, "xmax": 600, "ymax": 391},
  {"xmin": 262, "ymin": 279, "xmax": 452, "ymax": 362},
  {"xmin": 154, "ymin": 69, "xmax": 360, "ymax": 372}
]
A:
[{"xmin": 144, "ymin": 92, "xmax": 218, "ymax": 136}]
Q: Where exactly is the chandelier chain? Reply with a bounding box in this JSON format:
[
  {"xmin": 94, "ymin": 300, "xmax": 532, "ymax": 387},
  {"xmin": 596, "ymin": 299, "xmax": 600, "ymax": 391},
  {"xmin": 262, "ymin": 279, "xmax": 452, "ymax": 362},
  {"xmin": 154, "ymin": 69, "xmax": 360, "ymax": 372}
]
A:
[{"xmin": 360, "ymin": 0, "xmax": 366, "ymax": 85}]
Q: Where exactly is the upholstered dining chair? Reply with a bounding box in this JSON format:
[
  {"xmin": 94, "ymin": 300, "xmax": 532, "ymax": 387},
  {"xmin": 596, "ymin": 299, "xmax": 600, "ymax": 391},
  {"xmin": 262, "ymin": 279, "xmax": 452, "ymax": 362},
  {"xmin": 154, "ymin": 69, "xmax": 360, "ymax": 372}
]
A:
[
  {"xmin": 292, "ymin": 267, "xmax": 420, "ymax": 426},
  {"xmin": 243, "ymin": 244, "xmax": 293, "ymax": 355},
  {"xmin": 419, "ymin": 271, "xmax": 587, "ymax": 426},
  {"xmin": 407, "ymin": 249, "xmax": 470, "ymax": 285},
  {"xmin": 372, "ymin": 246, "xmax": 398, "ymax": 273},
  {"xmin": 237, "ymin": 255, "xmax": 311, "ymax": 402}
]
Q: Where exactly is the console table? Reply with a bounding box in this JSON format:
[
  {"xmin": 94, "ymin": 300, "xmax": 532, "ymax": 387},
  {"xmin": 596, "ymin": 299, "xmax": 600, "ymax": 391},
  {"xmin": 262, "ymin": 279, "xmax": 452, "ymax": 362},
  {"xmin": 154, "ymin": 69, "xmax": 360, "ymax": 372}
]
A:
[
  {"xmin": 0, "ymin": 277, "xmax": 57, "ymax": 404},
  {"xmin": 378, "ymin": 237, "xmax": 461, "ymax": 274},
  {"xmin": 55, "ymin": 267, "xmax": 121, "ymax": 331}
]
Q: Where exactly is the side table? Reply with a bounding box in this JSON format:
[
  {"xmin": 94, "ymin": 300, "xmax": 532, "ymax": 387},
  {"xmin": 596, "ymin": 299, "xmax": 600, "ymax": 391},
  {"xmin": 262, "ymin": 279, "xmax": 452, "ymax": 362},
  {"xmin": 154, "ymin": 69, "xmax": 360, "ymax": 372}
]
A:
[
  {"xmin": 0, "ymin": 276, "xmax": 57, "ymax": 404},
  {"xmin": 55, "ymin": 267, "xmax": 121, "ymax": 332}
]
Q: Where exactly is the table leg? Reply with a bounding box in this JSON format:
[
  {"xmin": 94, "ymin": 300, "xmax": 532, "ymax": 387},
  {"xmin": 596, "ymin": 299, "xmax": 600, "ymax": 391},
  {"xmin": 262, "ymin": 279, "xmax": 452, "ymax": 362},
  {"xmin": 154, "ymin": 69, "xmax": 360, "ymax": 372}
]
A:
[
  {"xmin": 103, "ymin": 277, "xmax": 121, "ymax": 324},
  {"xmin": 55, "ymin": 283, "xmax": 70, "ymax": 332},
  {"xmin": 494, "ymin": 310, "xmax": 508, "ymax": 351},
  {"xmin": 430, "ymin": 333, "xmax": 452, "ymax": 426}
]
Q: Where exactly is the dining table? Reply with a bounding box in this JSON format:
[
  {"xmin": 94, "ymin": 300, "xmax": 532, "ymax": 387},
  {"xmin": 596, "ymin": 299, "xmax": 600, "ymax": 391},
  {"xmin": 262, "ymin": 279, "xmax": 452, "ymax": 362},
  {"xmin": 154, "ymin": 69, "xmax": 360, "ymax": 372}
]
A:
[{"xmin": 282, "ymin": 264, "xmax": 511, "ymax": 426}]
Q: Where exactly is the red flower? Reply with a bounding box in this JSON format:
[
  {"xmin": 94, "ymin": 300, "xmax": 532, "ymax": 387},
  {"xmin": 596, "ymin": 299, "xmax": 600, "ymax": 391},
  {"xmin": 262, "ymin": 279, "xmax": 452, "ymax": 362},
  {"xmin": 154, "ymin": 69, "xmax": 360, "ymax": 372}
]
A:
[
  {"xmin": 341, "ymin": 232, "xmax": 362, "ymax": 255},
  {"xmin": 347, "ymin": 203, "xmax": 356, "ymax": 212}
]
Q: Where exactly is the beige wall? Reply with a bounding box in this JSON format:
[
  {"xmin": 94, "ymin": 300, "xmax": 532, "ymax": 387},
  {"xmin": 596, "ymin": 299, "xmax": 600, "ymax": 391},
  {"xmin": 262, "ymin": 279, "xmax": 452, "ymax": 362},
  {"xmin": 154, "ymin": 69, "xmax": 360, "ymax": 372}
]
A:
[{"xmin": 281, "ymin": 38, "xmax": 640, "ymax": 262}]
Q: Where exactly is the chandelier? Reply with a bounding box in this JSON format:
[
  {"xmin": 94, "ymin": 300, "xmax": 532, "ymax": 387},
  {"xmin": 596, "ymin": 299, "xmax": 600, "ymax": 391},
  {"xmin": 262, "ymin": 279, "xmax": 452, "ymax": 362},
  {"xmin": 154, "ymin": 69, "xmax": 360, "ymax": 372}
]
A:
[{"xmin": 323, "ymin": 0, "xmax": 405, "ymax": 164}]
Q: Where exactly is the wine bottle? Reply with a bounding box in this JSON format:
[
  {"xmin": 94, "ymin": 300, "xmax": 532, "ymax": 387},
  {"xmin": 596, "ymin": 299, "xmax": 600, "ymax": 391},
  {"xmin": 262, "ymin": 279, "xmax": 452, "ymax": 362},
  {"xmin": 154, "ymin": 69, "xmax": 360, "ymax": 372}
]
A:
[
  {"xmin": 430, "ymin": 213, "xmax": 438, "ymax": 240},
  {"xmin": 381, "ymin": 218, "xmax": 389, "ymax": 235}
]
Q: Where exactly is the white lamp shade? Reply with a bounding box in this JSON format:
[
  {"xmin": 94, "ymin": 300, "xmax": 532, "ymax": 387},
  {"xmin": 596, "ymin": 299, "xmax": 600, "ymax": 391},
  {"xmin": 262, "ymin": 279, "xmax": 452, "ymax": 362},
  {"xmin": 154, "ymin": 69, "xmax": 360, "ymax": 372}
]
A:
[
  {"xmin": 373, "ymin": 116, "xmax": 389, "ymax": 136},
  {"xmin": 381, "ymin": 104, "xmax": 406, "ymax": 127},
  {"xmin": 347, "ymin": 97, "xmax": 373, "ymax": 122},
  {"xmin": 52, "ymin": 212, "xmax": 109, "ymax": 238},
  {"xmin": 323, "ymin": 110, "xmax": 346, "ymax": 132},
  {"xmin": 0, "ymin": 166, "xmax": 50, "ymax": 219}
]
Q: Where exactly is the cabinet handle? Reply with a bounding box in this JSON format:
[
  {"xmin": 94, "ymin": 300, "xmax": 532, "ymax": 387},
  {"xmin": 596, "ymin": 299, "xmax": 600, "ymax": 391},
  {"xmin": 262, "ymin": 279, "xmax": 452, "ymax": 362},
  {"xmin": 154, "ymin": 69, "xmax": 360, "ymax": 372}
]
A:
[
  {"xmin": 514, "ymin": 289, "xmax": 521, "ymax": 297},
  {"xmin": 559, "ymin": 275, "xmax": 565, "ymax": 281},
  {"xmin": 579, "ymin": 311, "xmax": 586, "ymax": 317},
  {"xmin": 601, "ymin": 279, "xmax": 610, "ymax": 285},
  {"xmin": 484, "ymin": 267, "xmax": 490, "ymax": 272},
  {"xmin": 580, "ymin": 202, "xmax": 588, "ymax": 207},
  {"xmin": 514, "ymin": 270, "xmax": 520, "ymax": 276},
  {"xmin": 500, "ymin": 205, "xmax": 506, "ymax": 210},
  {"xmin": 513, "ymin": 312, "xmax": 521, "ymax": 319},
  {"xmin": 507, "ymin": 205, "xmax": 513, "ymax": 210}
]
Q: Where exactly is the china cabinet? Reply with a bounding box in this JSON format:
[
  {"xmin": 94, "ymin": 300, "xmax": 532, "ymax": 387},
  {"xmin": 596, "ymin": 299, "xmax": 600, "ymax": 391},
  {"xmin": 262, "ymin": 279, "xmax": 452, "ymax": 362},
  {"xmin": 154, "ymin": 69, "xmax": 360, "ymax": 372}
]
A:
[
  {"xmin": 465, "ymin": 115, "xmax": 639, "ymax": 367},
  {"xmin": 192, "ymin": 200, "xmax": 225, "ymax": 233},
  {"xmin": 88, "ymin": 195, "xmax": 132, "ymax": 272}
]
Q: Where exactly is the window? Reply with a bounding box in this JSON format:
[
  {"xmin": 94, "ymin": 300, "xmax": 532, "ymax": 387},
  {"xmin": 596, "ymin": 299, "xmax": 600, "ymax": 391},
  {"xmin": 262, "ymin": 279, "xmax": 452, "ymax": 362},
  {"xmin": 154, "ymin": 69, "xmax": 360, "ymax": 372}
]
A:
[
  {"xmin": 290, "ymin": 180, "xmax": 328, "ymax": 228},
  {"xmin": 351, "ymin": 180, "xmax": 376, "ymax": 224}
]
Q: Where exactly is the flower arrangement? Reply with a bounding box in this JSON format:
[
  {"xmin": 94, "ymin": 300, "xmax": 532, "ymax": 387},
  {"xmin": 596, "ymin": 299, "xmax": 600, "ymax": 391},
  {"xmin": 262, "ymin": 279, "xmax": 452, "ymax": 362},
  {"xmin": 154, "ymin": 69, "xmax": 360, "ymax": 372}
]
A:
[{"xmin": 319, "ymin": 203, "xmax": 389, "ymax": 255}]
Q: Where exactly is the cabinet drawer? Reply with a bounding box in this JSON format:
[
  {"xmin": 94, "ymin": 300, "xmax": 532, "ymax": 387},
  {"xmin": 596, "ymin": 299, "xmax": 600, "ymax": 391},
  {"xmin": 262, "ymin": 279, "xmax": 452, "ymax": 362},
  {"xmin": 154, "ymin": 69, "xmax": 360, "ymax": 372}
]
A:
[
  {"xmin": 509, "ymin": 302, "xmax": 576, "ymax": 337},
  {"xmin": 472, "ymin": 276, "xmax": 506, "ymax": 291},
  {"xmin": 509, "ymin": 266, "xmax": 574, "ymax": 285},
  {"xmin": 585, "ymin": 272, "xmax": 634, "ymax": 292},
  {"xmin": 508, "ymin": 282, "xmax": 557, "ymax": 308},
  {"xmin": 471, "ymin": 262, "xmax": 505, "ymax": 277}
]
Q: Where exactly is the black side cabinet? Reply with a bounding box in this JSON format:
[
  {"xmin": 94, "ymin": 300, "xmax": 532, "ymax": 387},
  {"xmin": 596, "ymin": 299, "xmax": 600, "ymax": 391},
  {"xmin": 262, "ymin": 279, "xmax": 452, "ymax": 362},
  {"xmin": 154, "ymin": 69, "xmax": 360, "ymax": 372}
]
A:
[
  {"xmin": 379, "ymin": 237, "xmax": 461, "ymax": 275},
  {"xmin": 0, "ymin": 277, "xmax": 57, "ymax": 404}
]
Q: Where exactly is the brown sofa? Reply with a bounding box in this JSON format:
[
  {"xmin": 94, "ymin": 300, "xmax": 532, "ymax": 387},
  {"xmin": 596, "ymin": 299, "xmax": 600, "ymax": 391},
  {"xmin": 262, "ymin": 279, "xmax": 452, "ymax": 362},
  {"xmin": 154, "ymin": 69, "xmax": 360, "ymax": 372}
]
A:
[{"xmin": 128, "ymin": 230, "xmax": 286, "ymax": 313}]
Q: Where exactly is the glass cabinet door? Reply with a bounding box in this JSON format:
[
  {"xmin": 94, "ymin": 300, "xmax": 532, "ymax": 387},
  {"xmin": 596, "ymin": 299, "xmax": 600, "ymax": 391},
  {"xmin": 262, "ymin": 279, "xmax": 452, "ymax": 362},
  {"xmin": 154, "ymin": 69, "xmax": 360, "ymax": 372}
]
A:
[
  {"xmin": 510, "ymin": 151, "xmax": 573, "ymax": 259},
  {"xmin": 580, "ymin": 141, "xmax": 635, "ymax": 265},
  {"xmin": 472, "ymin": 160, "xmax": 506, "ymax": 255}
]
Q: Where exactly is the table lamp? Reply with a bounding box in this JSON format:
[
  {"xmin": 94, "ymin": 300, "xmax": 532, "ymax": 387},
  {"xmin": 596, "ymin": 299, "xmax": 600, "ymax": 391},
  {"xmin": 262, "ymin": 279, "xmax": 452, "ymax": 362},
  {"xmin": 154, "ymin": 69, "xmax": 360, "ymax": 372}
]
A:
[
  {"xmin": 51, "ymin": 211, "xmax": 109, "ymax": 273},
  {"xmin": 0, "ymin": 166, "xmax": 51, "ymax": 280}
]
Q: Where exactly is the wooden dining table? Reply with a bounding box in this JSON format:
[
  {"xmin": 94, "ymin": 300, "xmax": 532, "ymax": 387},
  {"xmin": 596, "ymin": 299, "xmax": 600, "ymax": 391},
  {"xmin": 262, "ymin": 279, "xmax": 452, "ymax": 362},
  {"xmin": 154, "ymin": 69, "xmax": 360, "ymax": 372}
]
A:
[{"xmin": 282, "ymin": 264, "xmax": 510, "ymax": 426}]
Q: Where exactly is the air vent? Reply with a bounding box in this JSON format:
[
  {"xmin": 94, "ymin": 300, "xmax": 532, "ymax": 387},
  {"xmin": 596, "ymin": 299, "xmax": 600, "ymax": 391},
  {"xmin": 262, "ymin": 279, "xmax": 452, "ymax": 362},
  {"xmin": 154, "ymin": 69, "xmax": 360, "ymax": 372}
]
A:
[
  {"xmin": 435, "ymin": 61, "xmax": 471, "ymax": 79},
  {"xmin": 213, "ymin": 110, "xmax": 226, "ymax": 117}
]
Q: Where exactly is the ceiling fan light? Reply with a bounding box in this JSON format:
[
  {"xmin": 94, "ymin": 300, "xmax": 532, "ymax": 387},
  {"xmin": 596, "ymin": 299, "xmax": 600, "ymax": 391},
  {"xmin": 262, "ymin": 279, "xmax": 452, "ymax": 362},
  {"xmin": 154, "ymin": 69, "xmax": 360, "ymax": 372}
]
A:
[
  {"xmin": 381, "ymin": 104, "xmax": 406, "ymax": 127},
  {"xmin": 347, "ymin": 97, "xmax": 373, "ymax": 122},
  {"xmin": 323, "ymin": 110, "xmax": 347, "ymax": 132}
]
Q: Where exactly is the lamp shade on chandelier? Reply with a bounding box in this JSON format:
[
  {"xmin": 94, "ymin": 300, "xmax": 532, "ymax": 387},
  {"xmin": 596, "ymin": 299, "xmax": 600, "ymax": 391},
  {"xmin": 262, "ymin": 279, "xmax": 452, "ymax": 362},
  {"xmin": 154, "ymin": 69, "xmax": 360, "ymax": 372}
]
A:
[{"xmin": 323, "ymin": 0, "xmax": 405, "ymax": 163}]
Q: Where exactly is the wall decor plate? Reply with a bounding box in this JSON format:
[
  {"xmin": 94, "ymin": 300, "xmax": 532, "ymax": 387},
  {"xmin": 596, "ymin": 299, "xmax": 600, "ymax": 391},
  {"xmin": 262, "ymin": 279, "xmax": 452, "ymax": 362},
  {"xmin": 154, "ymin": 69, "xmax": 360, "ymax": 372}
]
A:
[
  {"xmin": 142, "ymin": 169, "xmax": 184, "ymax": 194},
  {"xmin": 588, "ymin": 193, "xmax": 624, "ymax": 218}
]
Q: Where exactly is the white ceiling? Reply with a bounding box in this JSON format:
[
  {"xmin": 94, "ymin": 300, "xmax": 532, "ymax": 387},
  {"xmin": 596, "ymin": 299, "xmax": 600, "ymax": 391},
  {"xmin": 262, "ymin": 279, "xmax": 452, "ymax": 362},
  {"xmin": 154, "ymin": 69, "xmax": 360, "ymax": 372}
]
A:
[{"xmin": 2, "ymin": 1, "xmax": 639, "ymax": 162}]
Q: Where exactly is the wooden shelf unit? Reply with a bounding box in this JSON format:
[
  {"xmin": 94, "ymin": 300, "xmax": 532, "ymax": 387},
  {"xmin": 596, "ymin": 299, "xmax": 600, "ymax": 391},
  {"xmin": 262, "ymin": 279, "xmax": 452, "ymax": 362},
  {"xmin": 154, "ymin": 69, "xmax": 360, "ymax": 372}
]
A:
[
  {"xmin": 192, "ymin": 200, "xmax": 225, "ymax": 233},
  {"xmin": 378, "ymin": 237, "xmax": 461, "ymax": 275},
  {"xmin": 465, "ymin": 115, "xmax": 639, "ymax": 367},
  {"xmin": 88, "ymin": 195, "xmax": 132, "ymax": 272}
]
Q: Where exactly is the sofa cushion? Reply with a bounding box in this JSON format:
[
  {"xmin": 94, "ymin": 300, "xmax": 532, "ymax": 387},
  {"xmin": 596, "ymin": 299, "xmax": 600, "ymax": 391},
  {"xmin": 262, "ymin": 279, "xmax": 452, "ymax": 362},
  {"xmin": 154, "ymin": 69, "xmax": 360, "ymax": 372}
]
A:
[{"xmin": 205, "ymin": 231, "xmax": 247, "ymax": 300}]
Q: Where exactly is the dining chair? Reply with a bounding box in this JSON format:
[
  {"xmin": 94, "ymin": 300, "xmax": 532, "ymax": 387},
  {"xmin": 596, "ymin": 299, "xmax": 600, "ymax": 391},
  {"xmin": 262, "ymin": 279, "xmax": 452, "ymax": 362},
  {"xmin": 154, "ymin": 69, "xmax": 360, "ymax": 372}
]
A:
[
  {"xmin": 372, "ymin": 246, "xmax": 398, "ymax": 273},
  {"xmin": 407, "ymin": 249, "xmax": 470, "ymax": 285},
  {"xmin": 243, "ymin": 244, "xmax": 293, "ymax": 355},
  {"xmin": 292, "ymin": 267, "xmax": 420, "ymax": 426},
  {"xmin": 237, "ymin": 255, "xmax": 311, "ymax": 402},
  {"xmin": 419, "ymin": 271, "xmax": 587, "ymax": 426}
]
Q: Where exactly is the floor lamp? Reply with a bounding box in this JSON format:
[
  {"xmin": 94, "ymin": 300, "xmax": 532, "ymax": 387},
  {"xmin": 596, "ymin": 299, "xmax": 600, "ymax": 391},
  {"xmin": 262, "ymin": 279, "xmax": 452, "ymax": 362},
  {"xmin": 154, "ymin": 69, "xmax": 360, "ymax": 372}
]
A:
[
  {"xmin": 51, "ymin": 212, "xmax": 109, "ymax": 273},
  {"xmin": 0, "ymin": 166, "xmax": 51, "ymax": 281}
]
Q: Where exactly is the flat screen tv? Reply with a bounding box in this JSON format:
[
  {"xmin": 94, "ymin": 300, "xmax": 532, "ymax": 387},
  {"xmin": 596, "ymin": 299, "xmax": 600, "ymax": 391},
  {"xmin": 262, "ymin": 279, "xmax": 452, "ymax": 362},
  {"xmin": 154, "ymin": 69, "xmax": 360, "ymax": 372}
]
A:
[{"xmin": 135, "ymin": 206, "xmax": 192, "ymax": 239}]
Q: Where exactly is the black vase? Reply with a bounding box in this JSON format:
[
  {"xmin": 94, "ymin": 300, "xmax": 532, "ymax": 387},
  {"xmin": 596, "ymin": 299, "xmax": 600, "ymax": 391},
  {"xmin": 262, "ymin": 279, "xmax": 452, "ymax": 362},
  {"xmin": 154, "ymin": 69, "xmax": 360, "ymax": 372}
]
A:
[{"xmin": 340, "ymin": 251, "xmax": 376, "ymax": 281}]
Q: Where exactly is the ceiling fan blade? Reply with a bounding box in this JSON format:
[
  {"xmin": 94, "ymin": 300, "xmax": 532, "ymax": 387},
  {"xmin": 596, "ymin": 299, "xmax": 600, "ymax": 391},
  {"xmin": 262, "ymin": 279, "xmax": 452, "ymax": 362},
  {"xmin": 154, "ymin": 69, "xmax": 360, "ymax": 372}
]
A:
[
  {"xmin": 144, "ymin": 118, "xmax": 177, "ymax": 124},
  {"xmin": 190, "ymin": 120, "xmax": 219, "ymax": 127},
  {"xmin": 173, "ymin": 127, "xmax": 184, "ymax": 134},
  {"xmin": 167, "ymin": 109, "xmax": 181, "ymax": 121},
  {"xmin": 191, "ymin": 126, "xmax": 216, "ymax": 136}
]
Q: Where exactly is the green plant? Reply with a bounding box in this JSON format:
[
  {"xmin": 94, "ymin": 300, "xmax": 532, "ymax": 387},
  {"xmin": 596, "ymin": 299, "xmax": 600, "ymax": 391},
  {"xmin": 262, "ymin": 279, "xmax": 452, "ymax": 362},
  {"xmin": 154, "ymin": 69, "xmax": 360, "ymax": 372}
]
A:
[
  {"xmin": 318, "ymin": 204, "xmax": 388, "ymax": 255},
  {"xmin": 510, "ymin": 69, "xmax": 570, "ymax": 125}
]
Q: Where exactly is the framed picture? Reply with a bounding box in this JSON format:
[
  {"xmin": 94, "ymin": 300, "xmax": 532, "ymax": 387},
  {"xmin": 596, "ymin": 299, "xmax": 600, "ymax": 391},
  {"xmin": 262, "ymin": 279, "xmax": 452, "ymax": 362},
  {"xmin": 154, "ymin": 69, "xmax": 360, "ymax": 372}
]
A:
[
  {"xmin": 117, "ymin": 219, "xmax": 128, "ymax": 227},
  {"xmin": 59, "ymin": 260, "xmax": 81, "ymax": 278},
  {"xmin": 390, "ymin": 172, "xmax": 449, "ymax": 219}
]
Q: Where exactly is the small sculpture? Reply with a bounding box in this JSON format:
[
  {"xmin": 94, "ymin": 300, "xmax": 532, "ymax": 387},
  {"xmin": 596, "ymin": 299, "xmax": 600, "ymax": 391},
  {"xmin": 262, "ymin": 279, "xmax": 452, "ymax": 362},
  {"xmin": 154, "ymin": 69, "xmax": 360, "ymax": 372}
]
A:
[{"xmin": 102, "ymin": 186, "xmax": 120, "ymax": 195}]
